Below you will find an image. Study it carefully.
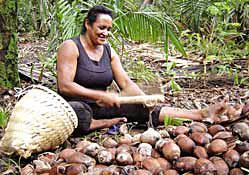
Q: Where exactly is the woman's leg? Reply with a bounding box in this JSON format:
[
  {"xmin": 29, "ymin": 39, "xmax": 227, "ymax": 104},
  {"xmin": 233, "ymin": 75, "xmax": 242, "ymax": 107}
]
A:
[
  {"xmin": 159, "ymin": 107, "xmax": 202, "ymax": 122},
  {"xmin": 158, "ymin": 97, "xmax": 229, "ymax": 124}
]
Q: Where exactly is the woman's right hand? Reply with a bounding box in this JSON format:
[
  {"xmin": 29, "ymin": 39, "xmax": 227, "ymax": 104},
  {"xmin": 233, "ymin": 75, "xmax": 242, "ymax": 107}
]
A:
[{"xmin": 96, "ymin": 92, "xmax": 120, "ymax": 108}]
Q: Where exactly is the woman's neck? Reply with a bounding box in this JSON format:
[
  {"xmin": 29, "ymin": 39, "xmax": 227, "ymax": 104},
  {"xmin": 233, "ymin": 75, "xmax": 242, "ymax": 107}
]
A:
[{"xmin": 80, "ymin": 34, "xmax": 101, "ymax": 50}]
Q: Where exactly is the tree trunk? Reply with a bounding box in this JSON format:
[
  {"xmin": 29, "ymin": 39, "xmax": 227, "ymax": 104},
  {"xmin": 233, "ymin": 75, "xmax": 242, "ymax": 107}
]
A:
[{"xmin": 0, "ymin": 0, "xmax": 20, "ymax": 88}]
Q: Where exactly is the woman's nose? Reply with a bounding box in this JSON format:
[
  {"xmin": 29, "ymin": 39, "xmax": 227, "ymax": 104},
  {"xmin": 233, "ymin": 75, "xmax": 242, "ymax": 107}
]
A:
[{"xmin": 102, "ymin": 30, "xmax": 109, "ymax": 36}]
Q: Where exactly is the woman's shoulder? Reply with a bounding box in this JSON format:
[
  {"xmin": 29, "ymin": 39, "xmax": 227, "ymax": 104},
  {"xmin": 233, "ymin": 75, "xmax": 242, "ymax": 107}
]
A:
[{"xmin": 59, "ymin": 39, "xmax": 78, "ymax": 52}]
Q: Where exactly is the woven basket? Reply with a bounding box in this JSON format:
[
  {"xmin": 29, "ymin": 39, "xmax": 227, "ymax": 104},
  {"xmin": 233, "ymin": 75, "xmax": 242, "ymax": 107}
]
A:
[{"xmin": 0, "ymin": 85, "xmax": 78, "ymax": 158}]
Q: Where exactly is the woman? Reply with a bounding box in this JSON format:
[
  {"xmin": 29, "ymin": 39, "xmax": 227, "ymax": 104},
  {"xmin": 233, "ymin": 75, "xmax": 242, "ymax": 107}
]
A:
[{"xmin": 57, "ymin": 5, "xmax": 227, "ymax": 135}]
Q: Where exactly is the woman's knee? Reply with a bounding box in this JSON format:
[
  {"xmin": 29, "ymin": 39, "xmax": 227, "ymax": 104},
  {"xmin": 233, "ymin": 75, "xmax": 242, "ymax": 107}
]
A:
[{"xmin": 68, "ymin": 101, "xmax": 93, "ymax": 136}]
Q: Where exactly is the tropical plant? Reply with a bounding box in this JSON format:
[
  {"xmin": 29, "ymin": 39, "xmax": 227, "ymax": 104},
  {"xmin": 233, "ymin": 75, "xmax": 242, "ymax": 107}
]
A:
[
  {"xmin": 49, "ymin": 0, "xmax": 186, "ymax": 59},
  {"xmin": 0, "ymin": 107, "xmax": 10, "ymax": 128}
]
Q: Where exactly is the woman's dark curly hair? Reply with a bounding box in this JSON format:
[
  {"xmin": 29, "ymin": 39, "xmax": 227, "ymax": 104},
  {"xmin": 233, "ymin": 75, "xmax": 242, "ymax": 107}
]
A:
[{"xmin": 81, "ymin": 5, "xmax": 113, "ymax": 34}]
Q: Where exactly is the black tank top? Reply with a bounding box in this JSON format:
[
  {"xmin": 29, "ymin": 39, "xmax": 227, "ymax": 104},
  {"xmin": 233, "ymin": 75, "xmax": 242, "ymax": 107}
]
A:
[{"xmin": 60, "ymin": 36, "xmax": 114, "ymax": 102}]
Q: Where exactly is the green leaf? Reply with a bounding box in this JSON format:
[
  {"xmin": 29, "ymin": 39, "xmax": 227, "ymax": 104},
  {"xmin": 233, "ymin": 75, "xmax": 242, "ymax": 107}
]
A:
[
  {"xmin": 164, "ymin": 115, "xmax": 192, "ymax": 126},
  {"xmin": 167, "ymin": 27, "xmax": 187, "ymax": 57},
  {"xmin": 170, "ymin": 79, "xmax": 182, "ymax": 91}
]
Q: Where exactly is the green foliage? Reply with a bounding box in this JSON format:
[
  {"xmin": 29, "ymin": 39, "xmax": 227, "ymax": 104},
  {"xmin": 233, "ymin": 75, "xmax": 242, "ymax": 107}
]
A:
[
  {"xmin": 126, "ymin": 60, "xmax": 156, "ymax": 84},
  {"xmin": 170, "ymin": 79, "xmax": 182, "ymax": 92},
  {"xmin": 0, "ymin": 107, "xmax": 10, "ymax": 128},
  {"xmin": 164, "ymin": 115, "xmax": 192, "ymax": 126}
]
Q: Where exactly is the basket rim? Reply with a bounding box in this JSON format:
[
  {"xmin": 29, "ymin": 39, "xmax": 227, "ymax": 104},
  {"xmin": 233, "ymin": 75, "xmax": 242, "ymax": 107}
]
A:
[{"xmin": 21, "ymin": 85, "xmax": 78, "ymax": 129}]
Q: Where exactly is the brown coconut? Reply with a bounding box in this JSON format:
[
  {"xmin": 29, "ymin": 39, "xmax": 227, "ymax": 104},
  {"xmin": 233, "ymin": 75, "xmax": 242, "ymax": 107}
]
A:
[
  {"xmin": 194, "ymin": 158, "xmax": 216, "ymax": 175},
  {"xmin": 229, "ymin": 168, "xmax": 244, "ymax": 175},
  {"xmin": 210, "ymin": 156, "xmax": 229, "ymax": 175},
  {"xmin": 142, "ymin": 157, "xmax": 163, "ymax": 175},
  {"xmin": 193, "ymin": 146, "xmax": 208, "ymax": 159},
  {"xmin": 190, "ymin": 122, "xmax": 208, "ymax": 133},
  {"xmin": 162, "ymin": 142, "xmax": 181, "ymax": 161},
  {"xmin": 207, "ymin": 139, "xmax": 228, "ymax": 155},
  {"xmin": 176, "ymin": 136, "xmax": 196, "ymax": 154},
  {"xmin": 163, "ymin": 169, "xmax": 179, "ymax": 175},
  {"xmin": 208, "ymin": 125, "xmax": 226, "ymax": 136},
  {"xmin": 223, "ymin": 149, "xmax": 240, "ymax": 168},
  {"xmin": 174, "ymin": 156, "xmax": 197, "ymax": 172},
  {"xmin": 240, "ymin": 151, "xmax": 249, "ymax": 168},
  {"xmin": 191, "ymin": 132, "xmax": 212, "ymax": 145}
]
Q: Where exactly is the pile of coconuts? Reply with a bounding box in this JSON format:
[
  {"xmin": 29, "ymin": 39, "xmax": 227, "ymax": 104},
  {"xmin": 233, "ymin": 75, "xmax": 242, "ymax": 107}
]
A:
[
  {"xmin": 21, "ymin": 121, "xmax": 249, "ymax": 175},
  {"xmin": 20, "ymin": 105, "xmax": 249, "ymax": 175}
]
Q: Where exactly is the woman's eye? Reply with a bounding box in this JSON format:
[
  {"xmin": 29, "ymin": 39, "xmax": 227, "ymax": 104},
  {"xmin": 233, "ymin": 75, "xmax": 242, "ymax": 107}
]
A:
[{"xmin": 99, "ymin": 26, "xmax": 106, "ymax": 30}]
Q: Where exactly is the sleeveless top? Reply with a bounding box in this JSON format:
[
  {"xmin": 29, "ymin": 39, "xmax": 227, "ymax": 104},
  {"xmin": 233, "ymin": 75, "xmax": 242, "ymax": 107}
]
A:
[{"xmin": 60, "ymin": 36, "xmax": 114, "ymax": 102}]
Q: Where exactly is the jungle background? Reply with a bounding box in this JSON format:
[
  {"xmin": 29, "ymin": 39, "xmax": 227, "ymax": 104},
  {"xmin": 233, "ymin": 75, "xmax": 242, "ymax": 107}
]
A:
[{"xmin": 0, "ymin": 0, "xmax": 248, "ymax": 174}]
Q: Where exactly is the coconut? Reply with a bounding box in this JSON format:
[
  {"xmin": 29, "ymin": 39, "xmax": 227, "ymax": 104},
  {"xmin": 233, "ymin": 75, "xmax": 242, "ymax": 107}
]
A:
[
  {"xmin": 223, "ymin": 149, "xmax": 240, "ymax": 168},
  {"xmin": 207, "ymin": 139, "xmax": 228, "ymax": 155},
  {"xmin": 162, "ymin": 142, "xmax": 181, "ymax": 161},
  {"xmin": 140, "ymin": 128, "xmax": 161, "ymax": 145},
  {"xmin": 210, "ymin": 156, "xmax": 229, "ymax": 175},
  {"xmin": 208, "ymin": 125, "xmax": 226, "ymax": 136},
  {"xmin": 240, "ymin": 151, "xmax": 249, "ymax": 168},
  {"xmin": 174, "ymin": 156, "xmax": 197, "ymax": 172},
  {"xmin": 194, "ymin": 158, "xmax": 216, "ymax": 175},
  {"xmin": 193, "ymin": 146, "xmax": 208, "ymax": 159}
]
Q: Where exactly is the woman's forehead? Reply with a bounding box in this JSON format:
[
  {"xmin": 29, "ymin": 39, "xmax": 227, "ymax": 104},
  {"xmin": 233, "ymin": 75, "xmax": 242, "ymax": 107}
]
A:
[{"xmin": 95, "ymin": 14, "xmax": 112, "ymax": 24}]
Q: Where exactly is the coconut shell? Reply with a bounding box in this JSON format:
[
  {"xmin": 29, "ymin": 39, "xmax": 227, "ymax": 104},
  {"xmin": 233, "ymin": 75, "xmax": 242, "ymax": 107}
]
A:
[
  {"xmin": 223, "ymin": 149, "xmax": 240, "ymax": 168},
  {"xmin": 229, "ymin": 168, "xmax": 244, "ymax": 175},
  {"xmin": 59, "ymin": 148, "xmax": 76, "ymax": 161},
  {"xmin": 163, "ymin": 169, "xmax": 179, "ymax": 175},
  {"xmin": 208, "ymin": 139, "xmax": 228, "ymax": 155},
  {"xmin": 151, "ymin": 149, "xmax": 161, "ymax": 158},
  {"xmin": 116, "ymin": 152, "xmax": 133, "ymax": 165},
  {"xmin": 191, "ymin": 132, "xmax": 212, "ymax": 145},
  {"xmin": 172, "ymin": 126, "xmax": 190, "ymax": 136},
  {"xmin": 120, "ymin": 165, "xmax": 136, "ymax": 175},
  {"xmin": 174, "ymin": 156, "xmax": 197, "ymax": 172},
  {"xmin": 97, "ymin": 149, "xmax": 113, "ymax": 164},
  {"xmin": 102, "ymin": 138, "xmax": 118, "ymax": 148},
  {"xmin": 162, "ymin": 142, "xmax": 181, "ymax": 161},
  {"xmin": 193, "ymin": 146, "xmax": 208, "ymax": 159},
  {"xmin": 84, "ymin": 143, "xmax": 100, "ymax": 157},
  {"xmin": 176, "ymin": 136, "xmax": 196, "ymax": 154},
  {"xmin": 210, "ymin": 156, "xmax": 229, "ymax": 175},
  {"xmin": 140, "ymin": 128, "xmax": 161, "ymax": 145},
  {"xmin": 132, "ymin": 169, "xmax": 153, "ymax": 175},
  {"xmin": 156, "ymin": 157, "xmax": 172, "ymax": 171},
  {"xmin": 213, "ymin": 131, "xmax": 233, "ymax": 140},
  {"xmin": 194, "ymin": 158, "xmax": 216, "ymax": 175},
  {"xmin": 190, "ymin": 122, "xmax": 208, "ymax": 133},
  {"xmin": 232, "ymin": 122, "xmax": 249, "ymax": 141},
  {"xmin": 235, "ymin": 140, "xmax": 249, "ymax": 153},
  {"xmin": 116, "ymin": 144, "xmax": 133, "ymax": 155},
  {"xmin": 65, "ymin": 152, "xmax": 96, "ymax": 167},
  {"xmin": 142, "ymin": 157, "xmax": 163, "ymax": 175},
  {"xmin": 155, "ymin": 138, "xmax": 174, "ymax": 153},
  {"xmin": 208, "ymin": 125, "xmax": 226, "ymax": 136},
  {"xmin": 240, "ymin": 151, "xmax": 249, "ymax": 168},
  {"xmin": 133, "ymin": 151, "xmax": 146, "ymax": 167},
  {"xmin": 66, "ymin": 164, "xmax": 87, "ymax": 175},
  {"xmin": 138, "ymin": 143, "xmax": 152, "ymax": 157},
  {"xmin": 119, "ymin": 134, "xmax": 133, "ymax": 145},
  {"xmin": 76, "ymin": 140, "xmax": 91, "ymax": 152}
]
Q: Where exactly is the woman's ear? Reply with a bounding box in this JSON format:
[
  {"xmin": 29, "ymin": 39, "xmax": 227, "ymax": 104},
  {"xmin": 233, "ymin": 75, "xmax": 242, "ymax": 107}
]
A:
[{"xmin": 85, "ymin": 19, "xmax": 90, "ymax": 31}]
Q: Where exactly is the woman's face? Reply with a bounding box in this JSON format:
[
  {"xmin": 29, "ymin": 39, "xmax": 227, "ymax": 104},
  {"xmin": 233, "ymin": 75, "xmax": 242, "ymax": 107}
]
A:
[{"xmin": 86, "ymin": 14, "xmax": 112, "ymax": 45}]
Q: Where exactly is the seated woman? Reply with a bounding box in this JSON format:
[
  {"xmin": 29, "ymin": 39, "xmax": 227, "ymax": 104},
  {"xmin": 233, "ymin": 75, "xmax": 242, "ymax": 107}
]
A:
[{"xmin": 56, "ymin": 5, "xmax": 228, "ymax": 135}]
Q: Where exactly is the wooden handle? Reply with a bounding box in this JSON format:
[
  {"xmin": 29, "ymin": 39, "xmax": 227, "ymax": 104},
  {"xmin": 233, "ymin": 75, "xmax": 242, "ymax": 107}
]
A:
[{"xmin": 117, "ymin": 95, "xmax": 164, "ymax": 105}]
